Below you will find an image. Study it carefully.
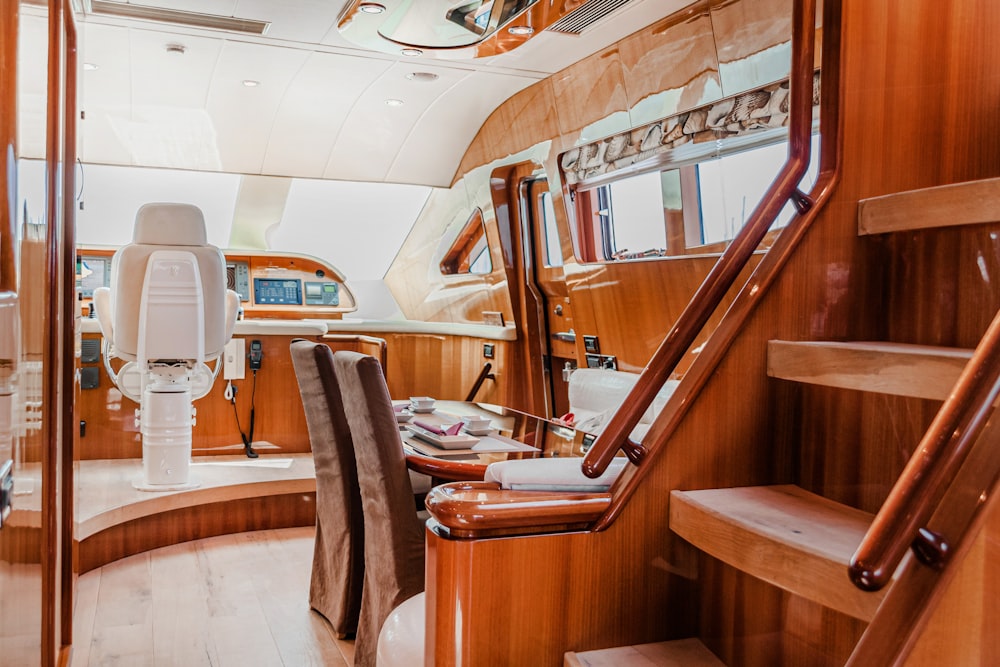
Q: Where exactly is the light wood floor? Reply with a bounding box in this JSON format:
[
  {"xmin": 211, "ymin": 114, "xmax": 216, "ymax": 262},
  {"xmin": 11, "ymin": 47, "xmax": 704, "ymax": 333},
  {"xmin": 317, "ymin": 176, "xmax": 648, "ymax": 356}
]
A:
[{"xmin": 71, "ymin": 526, "xmax": 354, "ymax": 667}]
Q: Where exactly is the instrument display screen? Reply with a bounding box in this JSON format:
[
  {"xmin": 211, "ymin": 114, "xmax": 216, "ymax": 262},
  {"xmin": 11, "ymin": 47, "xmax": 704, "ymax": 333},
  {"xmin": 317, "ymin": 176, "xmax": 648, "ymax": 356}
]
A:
[
  {"xmin": 253, "ymin": 278, "xmax": 302, "ymax": 305},
  {"xmin": 78, "ymin": 256, "xmax": 111, "ymax": 298}
]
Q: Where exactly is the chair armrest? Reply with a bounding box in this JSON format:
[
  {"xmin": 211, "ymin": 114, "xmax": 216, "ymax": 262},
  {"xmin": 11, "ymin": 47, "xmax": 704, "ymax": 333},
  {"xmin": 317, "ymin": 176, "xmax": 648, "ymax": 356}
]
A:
[
  {"xmin": 224, "ymin": 289, "xmax": 240, "ymax": 342},
  {"xmin": 93, "ymin": 287, "xmax": 113, "ymax": 345}
]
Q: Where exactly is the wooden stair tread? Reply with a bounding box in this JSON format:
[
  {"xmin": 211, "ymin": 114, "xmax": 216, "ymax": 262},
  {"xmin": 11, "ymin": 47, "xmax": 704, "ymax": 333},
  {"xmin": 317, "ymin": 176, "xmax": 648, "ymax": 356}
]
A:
[
  {"xmin": 669, "ymin": 485, "xmax": 885, "ymax": 621},
  {"xmin": 858, "ymin": 176, "xmax": 1000, "ymax": 235},
  {"xmin": 565, "ymin": 638, "xmax": 724, "ymax": 667},
  {"xmin": 767, "ymin": 340, "xmax": 972, "ymax": 400}
]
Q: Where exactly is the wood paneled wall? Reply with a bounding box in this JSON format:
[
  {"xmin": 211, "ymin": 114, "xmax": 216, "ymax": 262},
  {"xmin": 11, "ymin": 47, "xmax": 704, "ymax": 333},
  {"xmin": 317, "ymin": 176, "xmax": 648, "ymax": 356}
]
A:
[
  {"xmin": 386, "ymin": 0, "xmax": 792, "ymax": 372},
  {"xmin": 77, "ymin": 331, "xmax": 510, "ymax": 459},
  {"xmin": 425, "ymin": 0, "xmax": 1000, "ymax": 664}
]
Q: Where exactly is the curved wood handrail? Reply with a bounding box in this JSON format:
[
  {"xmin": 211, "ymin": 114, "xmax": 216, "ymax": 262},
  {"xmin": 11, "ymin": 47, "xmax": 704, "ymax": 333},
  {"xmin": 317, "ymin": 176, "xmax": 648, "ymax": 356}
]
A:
[
  {"xmin": 424, "ymin": 0, "xmax": 844, "ymax": 540},
  {"xmin": 581, "ymin": 0, "xmax": 819, "ymax": 479},
  {"xmin": 848, "ymin": 308, "xmax": 1000, "ymax": 591},
  {"xmin": 405, "ymin": 453, "xmax": 489, "ymax": 482},
  {"xmin": 592, "ymin": 0, "xmax": 843, "ymax": 530},
  {"xmin": 426, "ymin": 481, "xmax": 610, "ymax": 538}
]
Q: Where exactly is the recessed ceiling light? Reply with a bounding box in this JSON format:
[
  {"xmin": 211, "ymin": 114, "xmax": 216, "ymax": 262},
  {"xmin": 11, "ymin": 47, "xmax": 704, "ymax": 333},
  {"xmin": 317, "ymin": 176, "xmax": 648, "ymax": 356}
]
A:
[
  {"xmin": 358, "ymin": 2, "xmax": 386, "ymax": 13},
  {"xmin": 83, "ymin": 62, "xmax": 99, "ymax": 71},
  {"xmin": 400, "ymin": 48, "xmax": 423, "ymax": 57},
  {"xmin": 508, "ymin": 25, "xmax": 534, "ymax": 36},
  {"xmin": 385, "ymin": 99, "xmax": 404, "ymax": 107},
  {"xmin": 405, "ymin": 72, "xmax": 439, "ymax": 82},
  {"xmin": 165, "ymin": 43, "xmax": 186, "ymax": 55},
  {"xmin": 242, "ymin": 79, "xmax": 260, "ymax": 87}
]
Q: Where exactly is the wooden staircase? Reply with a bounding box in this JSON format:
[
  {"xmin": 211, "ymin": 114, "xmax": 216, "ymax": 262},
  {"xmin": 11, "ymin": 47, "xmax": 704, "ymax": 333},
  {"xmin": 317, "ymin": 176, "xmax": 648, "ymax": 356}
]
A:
[{"xmin": 564, "ymin": 178, "xmax": 1000, "ymax": 666}]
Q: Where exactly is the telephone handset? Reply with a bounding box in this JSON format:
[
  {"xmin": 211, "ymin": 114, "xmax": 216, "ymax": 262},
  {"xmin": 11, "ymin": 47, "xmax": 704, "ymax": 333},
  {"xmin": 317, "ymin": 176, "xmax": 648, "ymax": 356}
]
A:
[{"xmin": 248, "ymin": 340, "xmax": 262, "ymax": 371}]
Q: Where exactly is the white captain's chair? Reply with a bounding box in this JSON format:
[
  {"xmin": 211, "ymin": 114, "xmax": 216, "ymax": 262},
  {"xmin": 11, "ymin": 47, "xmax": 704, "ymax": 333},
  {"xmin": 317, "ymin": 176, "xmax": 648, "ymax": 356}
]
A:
[{"xmin": 93, "ymin": 203, "xmax": 239, "ymax": 490}]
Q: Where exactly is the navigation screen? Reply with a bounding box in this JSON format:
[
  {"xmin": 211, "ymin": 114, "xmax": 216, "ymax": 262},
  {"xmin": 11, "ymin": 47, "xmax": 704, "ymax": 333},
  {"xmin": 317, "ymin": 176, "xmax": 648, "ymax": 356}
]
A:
[
  {"xmin": 253, "ymin": 278, "xmax": 302, "ymax": 305},
  {"xmin": 79, "ymin": 256, "xmax": 110, "ymax": 297}
]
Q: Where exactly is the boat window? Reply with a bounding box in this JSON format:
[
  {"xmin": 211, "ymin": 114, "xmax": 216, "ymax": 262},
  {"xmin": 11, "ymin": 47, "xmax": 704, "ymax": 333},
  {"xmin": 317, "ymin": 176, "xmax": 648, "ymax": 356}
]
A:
[
  {"xmin": 572, "ymin": 134, "xmax": 820, "ymax": 261},
  {"xmin": 440, "ymin": 207, "xmax": 492, "ymax": 275},
  {"xmin": 539, "ymin": 191, "xmax": 563, "ymax": 268}
]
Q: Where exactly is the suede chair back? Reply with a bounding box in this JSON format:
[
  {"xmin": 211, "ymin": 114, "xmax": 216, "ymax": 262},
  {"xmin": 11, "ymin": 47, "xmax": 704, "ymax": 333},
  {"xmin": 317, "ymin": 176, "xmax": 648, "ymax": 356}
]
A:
[
  {"xmin": 333, "ymin": 351, "xmax": 425, "ymax": 667},
  {"xmin": 289, "ymin": 340, "xmax": 365, "ymax": 638}
]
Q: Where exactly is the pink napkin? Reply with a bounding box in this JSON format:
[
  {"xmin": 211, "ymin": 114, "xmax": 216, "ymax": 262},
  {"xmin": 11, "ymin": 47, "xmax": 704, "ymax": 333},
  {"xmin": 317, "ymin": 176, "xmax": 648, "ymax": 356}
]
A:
[{"xmin": 413, "ymin": 420, "xmax": 462, "ymax": 436}]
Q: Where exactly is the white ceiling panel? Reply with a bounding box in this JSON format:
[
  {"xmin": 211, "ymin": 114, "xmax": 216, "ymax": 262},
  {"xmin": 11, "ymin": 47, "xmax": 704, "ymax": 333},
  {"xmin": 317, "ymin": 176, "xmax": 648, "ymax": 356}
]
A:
[
  {"xmin": 128, "ymin": 27, "xmax": 222, "ymax": 108},
  {"xmin": 324, "ymin": 61, "xmax": 472, "ymax": 185},
  {"xmin": 387, "ymin": 71, "xmax": 539, "ymax": 185},
  {"xmin": 52, "ymin": 0, "xmax": 692, "ymax": 185},
  {"xmin": 261, "ymin": 51, "xmax": 394, "ymax": 177},
  {"xmin": 205, "ymin": 40, "xmax": 311, "ymax": 174}
]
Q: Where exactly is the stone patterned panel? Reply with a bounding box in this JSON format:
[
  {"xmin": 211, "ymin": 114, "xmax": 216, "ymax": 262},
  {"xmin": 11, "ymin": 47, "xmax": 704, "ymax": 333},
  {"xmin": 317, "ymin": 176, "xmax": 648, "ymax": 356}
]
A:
[{"xmin": 561, "ymin": 72, "xmax": 820, "ymax": 185}]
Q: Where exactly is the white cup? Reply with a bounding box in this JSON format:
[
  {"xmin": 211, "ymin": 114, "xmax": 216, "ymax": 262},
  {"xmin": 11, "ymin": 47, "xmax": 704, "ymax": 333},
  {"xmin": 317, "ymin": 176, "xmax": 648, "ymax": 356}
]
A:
[
  {"xmin": 409, "ymin": 396, "xmax": 435, "ymax": 409},
  {"xmin": 461, "ymin": 416, "xmax": 491, "ymax": 431}
]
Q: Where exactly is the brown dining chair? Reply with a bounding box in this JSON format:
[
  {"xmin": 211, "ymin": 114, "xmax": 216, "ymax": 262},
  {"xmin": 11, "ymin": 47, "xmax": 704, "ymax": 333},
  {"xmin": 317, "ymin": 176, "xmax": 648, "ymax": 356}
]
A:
[
  {"xmin": 333, "ymin": 350, "xmax": 426, "ymax": 667},
  {"xmin": 289, "ymin": 340, "xmax": 365, "ymax": 639}
]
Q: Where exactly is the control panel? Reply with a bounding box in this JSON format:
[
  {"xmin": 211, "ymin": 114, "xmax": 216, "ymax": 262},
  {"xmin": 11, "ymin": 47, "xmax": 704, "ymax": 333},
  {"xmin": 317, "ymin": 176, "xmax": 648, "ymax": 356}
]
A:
[
  {"xmin": 253, "ymin": 278, "xmax": 303, "ymax": 305},
  {"xmin": 304, "ymin": 282, "xmax": 339, "ymax": 306},
  {"xmin": 227, "ymin": 261, "xmax": 251, "ymax": 301},
  {"xmin": 76, "ymin": 248, "xmax": 357, "ymax": 318}
]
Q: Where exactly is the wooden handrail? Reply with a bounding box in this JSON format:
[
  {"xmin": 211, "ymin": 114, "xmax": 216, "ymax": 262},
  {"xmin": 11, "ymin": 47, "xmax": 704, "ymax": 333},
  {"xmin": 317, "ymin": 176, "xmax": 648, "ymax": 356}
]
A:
[
  {"xmin": 464, "ymin": 361, "xmax": 495, "ymax": 401},
  {"xmin": 425, "ymin": 482, "xmax": 611, "ymax": 538},
  {"xmin": 845, "ymin": 418, "xmax": 1000, "ymax": 665},
  {"xmin": 425, "ymin": 0, "xmax": 845, "ymax": 539},
  {"xmin": 848, "ymin": 307, "xmax": 1000, "ymax": 591},
  {"xmin": 590, "ymin": 0, "xmax": 843, "ymax": 528},
  {"xmin": 582, "ymin": 0, "xmax": 819, "ymax": 478}
]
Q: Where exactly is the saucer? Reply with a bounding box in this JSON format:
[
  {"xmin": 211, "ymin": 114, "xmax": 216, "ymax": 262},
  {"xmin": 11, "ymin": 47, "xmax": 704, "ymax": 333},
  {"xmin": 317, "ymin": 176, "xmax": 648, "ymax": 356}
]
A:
[
  {"xmin": 410, "ymin": 405, "xmax": 436, "ymax": 413},
  {"xmin": 462, "ymin": 426, "xmax": 492, "ymax": 436},
  {"xmin": 395, "ymin": 411, "xmax": 414, "ymax": 423}
]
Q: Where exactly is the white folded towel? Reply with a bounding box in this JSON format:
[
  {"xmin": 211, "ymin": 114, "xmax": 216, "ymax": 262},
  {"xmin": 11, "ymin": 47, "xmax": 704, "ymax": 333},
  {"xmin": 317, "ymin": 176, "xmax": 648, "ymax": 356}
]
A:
[{"xmin": 484, "ymin": 457, "xmax": 627, "ymax": 492}]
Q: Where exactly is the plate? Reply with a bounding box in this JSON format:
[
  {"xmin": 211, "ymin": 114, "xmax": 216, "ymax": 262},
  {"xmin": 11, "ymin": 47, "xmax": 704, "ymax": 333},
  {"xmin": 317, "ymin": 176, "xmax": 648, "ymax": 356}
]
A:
[
  {"xmin": 410, "ymin": 406, "xmax": 436, "ymax": 413},
  {"xmin": 462, "ymin": 426, "xmax": 493, "ymax": 436},
  {"xmin": 406, "ymin": 424, "xmax": 480, "ymax": 449}
]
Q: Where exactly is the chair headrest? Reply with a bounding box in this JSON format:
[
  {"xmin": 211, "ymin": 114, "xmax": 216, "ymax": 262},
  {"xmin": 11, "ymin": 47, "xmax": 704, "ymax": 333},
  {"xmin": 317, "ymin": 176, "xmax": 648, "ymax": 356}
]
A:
[{"xmin": 133, "ymin": 203, "xmax": 208, "ymax": 246}]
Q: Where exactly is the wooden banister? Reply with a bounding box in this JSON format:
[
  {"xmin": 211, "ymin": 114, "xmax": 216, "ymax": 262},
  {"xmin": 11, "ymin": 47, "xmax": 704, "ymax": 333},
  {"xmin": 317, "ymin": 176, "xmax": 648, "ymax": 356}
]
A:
[
  {"xmin": 424, "ymin": 0, "xmax": 844, "ymax": 539},
  {"xmin": 848, "ymin": 307, "xmax": 1000, "ymax": 591},
  {"xmin": 426, "ymin": 482, "xmax": 610, "ymax": 538},
  {"xmin": 464, "ymin": 361, "xmax": 495, "ymax": 401},
  {"xmin": 582, "ymin": 0, "xmax": 819, "ymax": 478}
]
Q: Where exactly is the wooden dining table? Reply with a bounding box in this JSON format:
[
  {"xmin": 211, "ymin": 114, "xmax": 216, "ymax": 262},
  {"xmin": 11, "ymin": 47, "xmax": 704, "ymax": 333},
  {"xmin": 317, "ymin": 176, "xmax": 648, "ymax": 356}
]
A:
[{"xmin": 394, "ymin": 400, "xmax": 596, "ymax": 482}]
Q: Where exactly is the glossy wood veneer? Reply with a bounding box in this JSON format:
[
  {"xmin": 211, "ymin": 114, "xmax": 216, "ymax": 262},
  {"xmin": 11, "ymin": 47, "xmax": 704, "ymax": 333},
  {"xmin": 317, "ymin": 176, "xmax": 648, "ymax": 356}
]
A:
[
  {"xmin": 767, "ymin": 340, "xmax": 973, "ymax": 400},
  {"xmin": 858, "ymin": 176, "xmax": 1000, "ymax": 235},
  {"xmin": 565, "ymin": 638, "xmax": 725, "ymax": 667},
  {"xmin": 77, "ymin": 329, "xmax": 509, "ymax": 460},
  {"xmin": 426, "ymin": 482, "xmax": 610, "ymax": 538},
  {"xmin": 72, "ymin": 454, "xmax": 317, "ymax": 573},
  {"xmin": 670, "ymin": 485, "xmax": 884, "ymax": 621}
]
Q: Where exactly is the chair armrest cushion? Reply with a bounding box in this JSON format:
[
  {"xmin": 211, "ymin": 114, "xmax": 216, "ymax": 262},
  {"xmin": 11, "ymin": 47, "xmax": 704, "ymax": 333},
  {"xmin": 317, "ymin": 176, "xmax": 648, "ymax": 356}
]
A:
[{"xmin": 484, "ymin": 457, "xmax": 626, "ymax": 492}]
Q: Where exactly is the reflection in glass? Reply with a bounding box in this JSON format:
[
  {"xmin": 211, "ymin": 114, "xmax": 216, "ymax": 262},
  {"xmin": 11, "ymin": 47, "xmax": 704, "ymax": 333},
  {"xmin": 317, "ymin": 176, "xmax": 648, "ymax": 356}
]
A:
[
  {"xmin": 379, "ymin": 0, "xmax": 538, "ymax": 49},
  {"xmin": 540, "ymin": 191, "xmax": 563, "ymax": 268},
  {"xmin": 440, "ymin": 208, "xmax": 493, "ymax": 275}
]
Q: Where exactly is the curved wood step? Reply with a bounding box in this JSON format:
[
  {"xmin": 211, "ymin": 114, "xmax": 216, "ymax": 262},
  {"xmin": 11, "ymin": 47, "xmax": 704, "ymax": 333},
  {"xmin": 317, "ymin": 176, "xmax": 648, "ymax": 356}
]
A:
[
  {"xmin": 75, "ymin": 453, "xmax": 317, "ymax": 572},
  {"xmin": 565, "ymin": 638, "xmax": 725, "ymax": 667},
  {"xmin": 858, "ymin": 176, "xmax": 1000, "ymax": 235},
  {"xmin": 767, "ymin": 340, "xmax": 972, "ymax": 400},
  {"xmin": 669, "ymin": 485, "xmax": 886, "ymax": 621}
]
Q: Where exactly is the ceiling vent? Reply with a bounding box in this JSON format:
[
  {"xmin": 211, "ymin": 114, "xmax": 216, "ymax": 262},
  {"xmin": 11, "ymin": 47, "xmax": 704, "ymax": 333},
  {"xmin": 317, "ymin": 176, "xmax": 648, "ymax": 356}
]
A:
[
  {"xmin": 546, "ymin": 0, "xmax": 635, "ymax": 35},
  {"xmin": 88, "ymin": 1, "xmax": 270, "ymax": 35}
]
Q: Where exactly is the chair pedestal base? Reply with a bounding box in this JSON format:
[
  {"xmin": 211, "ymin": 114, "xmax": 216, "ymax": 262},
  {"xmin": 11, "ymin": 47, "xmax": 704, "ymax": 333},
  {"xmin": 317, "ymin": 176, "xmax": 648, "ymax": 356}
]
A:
[{"xmin": 131, "ymin": 477, "xmax": 201, "ymax": 492}]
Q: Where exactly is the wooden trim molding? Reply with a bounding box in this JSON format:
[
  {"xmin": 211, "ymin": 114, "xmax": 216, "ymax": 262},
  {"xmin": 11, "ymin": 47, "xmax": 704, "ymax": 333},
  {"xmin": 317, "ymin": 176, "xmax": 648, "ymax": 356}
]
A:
[{"xmin": 425, "ymin": 482, "xmax": 610, "ymax": 538}]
